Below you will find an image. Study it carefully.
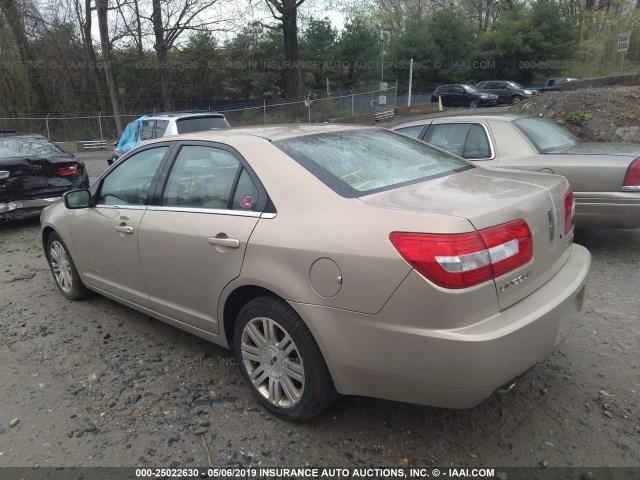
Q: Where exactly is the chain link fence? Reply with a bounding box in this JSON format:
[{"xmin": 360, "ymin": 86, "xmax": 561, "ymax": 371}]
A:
[{"xmin": 0, "ymin": 82, "xmax": 437, "ymax": 144}]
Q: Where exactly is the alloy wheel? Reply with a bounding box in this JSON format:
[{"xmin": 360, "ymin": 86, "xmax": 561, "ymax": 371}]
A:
[{"xmin": 49, "ymin": 240, "xmax": 73, "ymax": 293}]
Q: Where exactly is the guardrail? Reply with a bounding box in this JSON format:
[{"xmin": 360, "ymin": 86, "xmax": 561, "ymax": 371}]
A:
[{"xmin": 80, "ymin": 140, "xmax": 107, "ymax": 150}]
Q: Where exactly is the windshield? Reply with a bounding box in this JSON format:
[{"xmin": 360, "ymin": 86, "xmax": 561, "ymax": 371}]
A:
[
  {"xmin": 176, "ymin": 116, "xmax": 230, "ymax": 134},
  {"xmin": 513, "ymin": 117, "xmax": 579, "ymax": 152},
  {"xmin": 462, "ymin": 85, "xmax": 479, "ymax": 93},
  {"xmin": 0, "ymin": 136, "xmax": 63, "ymax": 158},
  {"xmin": 273, "ymin": 129, "xmax": 473, "ymax": 198}
]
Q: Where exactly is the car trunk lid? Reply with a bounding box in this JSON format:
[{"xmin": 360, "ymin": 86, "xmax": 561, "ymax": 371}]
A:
[{"xmin": 361, "ymin": 167, "xmax": 573, "ymax": 310}]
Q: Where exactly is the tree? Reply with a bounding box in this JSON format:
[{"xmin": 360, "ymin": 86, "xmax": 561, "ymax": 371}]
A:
[
  {"xmin": 337, "ymin": 18, "xmax": 379, "ymax": 87},
  {"xmin": 0, "ymin": 0, "xmax": 50, "ymax": 111},
  {"xmin": 263, "ymin": 0, "xmax": 306, "ymax": 100},
  {"xmin": 146, "ymin": 0, "xmax": 231, "ymax": 110},
  {"xmin": 299, "ymin": 18, "xmax": 338, "ymax": 91},
  {"xmin": 96, "ymin": 0, "xmax": 123, "ymax": 133}
]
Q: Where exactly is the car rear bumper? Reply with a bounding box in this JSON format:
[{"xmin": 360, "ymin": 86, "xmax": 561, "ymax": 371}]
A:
[
  {"xmin": 0, "ymin": 198, "xmax": 61, "ymax": 221},
  {"xmin": 575, "ymin": 192, "xmax": 640, "ymax": 229},
  {"xmin": 292, "ymin": 243, "xmax": 590, "ymax": 408}
]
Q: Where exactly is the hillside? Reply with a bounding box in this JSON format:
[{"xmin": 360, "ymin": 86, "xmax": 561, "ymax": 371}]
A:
[{"xmin": 511, "ymin": 86, "xmax": 640, "ymax": 143}]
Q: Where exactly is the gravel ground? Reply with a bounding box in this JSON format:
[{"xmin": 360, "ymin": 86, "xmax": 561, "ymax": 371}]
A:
[{"xmin": 0, "ymin": 153, "xmax": 638, "ymax": 471}]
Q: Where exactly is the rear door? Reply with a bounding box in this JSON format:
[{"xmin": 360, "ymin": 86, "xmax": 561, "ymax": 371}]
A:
[{"xmin": 138, "ymin": 143, "xmax": 266, "ymax": 333}]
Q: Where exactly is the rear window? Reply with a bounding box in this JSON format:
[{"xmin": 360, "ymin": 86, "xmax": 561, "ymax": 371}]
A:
[
  {"xmin": 0, "ymin": 136, "xmax": 63, "ymax": 158},
  {"xmin": 273, "ymin": 129, "xmax": 473, "ymax": 198},
  {"xmin": 513, "ymin": 117, "xmax": 578, "ymax": 152},
  {"xmin": 176, "ymin": 116, "xmax": 230, "ymax": 134}
]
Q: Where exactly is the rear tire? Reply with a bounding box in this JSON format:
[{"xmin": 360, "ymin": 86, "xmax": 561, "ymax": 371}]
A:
[
  {"xmin": 469, "ymin": 99, "xmax": 480, "ymax": 109},
  {"xmin": 234, "ymin": 296, "xmax": 337, "ymax": 421},
  {"xmin": 46, "ymin": 232, "xmax": 90, "ymax": 301}
]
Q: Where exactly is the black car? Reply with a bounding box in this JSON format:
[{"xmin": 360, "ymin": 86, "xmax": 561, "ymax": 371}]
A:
[
  {"xmin": 0, "ymin": 132, "xmax": 89, "ymax": 222},
  {"xmin": 431, "ymin": 84, "xmax": 498, "ymax": 108},
  {"xmin": 475, "ymin": 80, "xmax": 538, "ymax": 105}
]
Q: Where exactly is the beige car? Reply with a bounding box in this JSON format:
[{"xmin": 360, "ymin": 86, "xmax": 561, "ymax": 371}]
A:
[
  {"xmin": 393, "ymin": 114, "xmax": 640, "ymax": 229},
  {"xmin": 41, "ymin": 125, "xmax": 591, "ymax": 421}
]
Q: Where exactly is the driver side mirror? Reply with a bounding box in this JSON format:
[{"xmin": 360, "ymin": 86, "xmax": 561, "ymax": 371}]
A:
[{"xmin": 64, "ymin": 189, "xmax": 91, "ymax": 209}]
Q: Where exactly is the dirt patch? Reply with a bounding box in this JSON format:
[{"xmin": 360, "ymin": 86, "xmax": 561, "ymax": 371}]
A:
[{"xmin": 511, "ymin": 86, "xmax": 640, "ymax": 143}]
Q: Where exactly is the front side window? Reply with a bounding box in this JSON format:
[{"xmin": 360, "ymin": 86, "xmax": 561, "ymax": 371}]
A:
[
  {"xmin": 162, "ymin": 145, "xmax": 258, "ymax": 210},
  {"xmin": 97, "ymin": 146, "xmax": 168, "ymax": 205},
  {"xmin": 273, "ymin": 129, "xmax": 472, "ymax": 198},
  {"xmin": 140, "ymin": 121, "xmax": 155, "ymax": 141}
]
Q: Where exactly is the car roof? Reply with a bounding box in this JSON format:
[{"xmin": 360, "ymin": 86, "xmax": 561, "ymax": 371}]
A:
[
  {"xmin": 146, "ymin": 112, "xmax": 226, "ymax": 119},
  {"xmin": 393, "ymin": 113, "xmax": 533, "ymax": 129},
  {"xmin": 144, "ymin": 123, "xmax": 378, "ymax": 144}
]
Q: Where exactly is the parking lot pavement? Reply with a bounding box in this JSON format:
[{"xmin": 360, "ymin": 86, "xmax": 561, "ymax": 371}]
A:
[{"xmin": 0, "ymin": 153, "xmax": 638, "ymax": 469}]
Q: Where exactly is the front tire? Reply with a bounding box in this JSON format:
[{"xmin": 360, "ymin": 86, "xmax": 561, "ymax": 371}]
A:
[
  {"xmin": 46, "ymin": 232, "xmax": 90, "ymax": 301},
  {"xmin": 469, "ymin": 99, "xmax": 480, "ymax": 109},
  {"xmin": 511, "ymin": 95, "xmax": 522, "ymax": 105},
  {"xmin": 234, "ymin": 296, "xmax": 336, "ymax": 421}
]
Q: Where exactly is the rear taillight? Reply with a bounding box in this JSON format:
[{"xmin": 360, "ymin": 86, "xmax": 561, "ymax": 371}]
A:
[
  {"xmin": 389, "ymin": 219, "xmax": 533, "ymax": 289},
  {"xmin": 563, "ymin": 187, "xmax": 575, "ymax": 235},
  {"xmin": 622, "ymin": 158, "xmax": 640, "ymax": 192},
  {"xmin": 58, "ymin": 165, "xmax": 78, "ymax": 176}
]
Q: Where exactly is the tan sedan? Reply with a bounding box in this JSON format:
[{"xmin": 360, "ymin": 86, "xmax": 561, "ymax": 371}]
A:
[
  {"xmin": 393, "ymin": 114, "xmax": 640, "ymax": 229},
  {"xmin": 41, "ymin": 125, "xmax": 590, "ymax": 421}
]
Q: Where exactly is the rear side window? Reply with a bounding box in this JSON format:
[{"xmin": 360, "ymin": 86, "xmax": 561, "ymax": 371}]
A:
[
  {"xmin": 155, "ymin": 120, "xmax": 169, "ymax": 137},
  {"xmin": 162, "ymin": 145, "xmax": 259, "ymax": 212},
  {"xmin": 427, "ymin": 124, "xmax": 491, "ymax": 159},
  {"xmin": 273, "ymin": 129, "xmax": 472, "ymax": 198},
  {"xmin": 176, "ymin": 117, "xmax": 230, "ymax": 134},
  {"xmin": 395, "ymin": 125, "xmax": 425, "ymax": 138},
  {"xmin": 513, "ymin": 117, "xmax": 578, "ymax": 152}
]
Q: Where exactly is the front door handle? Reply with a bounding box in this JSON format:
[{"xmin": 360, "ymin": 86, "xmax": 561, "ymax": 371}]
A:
[
  {"xmin": 115, "ymin": 225, "xmax": 134, "ymax": 234},
  {"xmin": 208, "ymin": 235, "xmax": 240, "ymax": 249}
]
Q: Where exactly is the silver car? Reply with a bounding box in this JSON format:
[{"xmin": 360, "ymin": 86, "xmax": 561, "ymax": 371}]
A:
[
  {"xmin": 392, "ymin": 114, "xmax": 640, "ymax": 229},
  {"xmin": 41, "ymin": 125, "xmax": 590, "ymax": 421}
]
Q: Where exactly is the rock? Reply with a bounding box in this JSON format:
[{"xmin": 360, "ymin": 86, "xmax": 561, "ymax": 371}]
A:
[
  {"xmin": 11, "ymin": 272, "xmax": 36, "ymax": 282},
  {"xmin": 540, "ymin": 460, "xmax": 548, "ymax": 468},
  {"xmin": 618, "ymin": 443, "xmax": 631, "ymax": 451},
  {"xmin": 200, "ymin": 420, "xmax": 210, "ymax": 427},
  {"xmin": 192, "ymin": 426, "xmax": 209, "ymax": 435},
  {"xmin": 8, "ymin": 418, "xmax": 19, "ymax": 428},
  {"xmin": 579, "ymin": 418, "xmax": 588, "ymax": 426},
  {"xmin": 598, "ymin": 389, "xmax": 614, "ymax": 397},
  {"xmin": 83, "ymin": 425, "xmax": 98, "ymax": 433},
  {"xmin": 603, "ymin": 410, "xmax": 614, "ymax": 419},
  {"xmin": 169, "ymin": 461, "xmax": 180, "ymax": 468},
  {"xmin": 615, "ymin": 126, "xmax": 640, "ymax": 143},
  {"xmin": 398, "ymin": 458, "xmax": 409, "ymax": 467},
  {"xmin": 75, "ymin": 430, "xmax": 84, "ymax": 437}
]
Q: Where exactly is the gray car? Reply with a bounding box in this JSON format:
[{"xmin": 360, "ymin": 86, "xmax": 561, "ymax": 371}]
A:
[
  {"xmin": 393, "ymin": 114, "xmax": 640, "ymax": 229},
  {"xmin": 41, "ymin": 125, "xmax": 590, "ymax": 420}
]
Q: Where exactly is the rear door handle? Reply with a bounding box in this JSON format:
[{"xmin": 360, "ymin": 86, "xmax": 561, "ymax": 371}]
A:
[
  {"xmin": 208, "ymin": 235, "xmax": 240, "ymax": 249},
  {"xmin": 115, "ymin": 225, "xmax": 134, "ymax": 234}
]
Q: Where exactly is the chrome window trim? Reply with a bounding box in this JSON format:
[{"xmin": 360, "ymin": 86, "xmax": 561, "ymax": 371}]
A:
[
  {"xmin": 95, "ymin": 204, "xmax": 147, "ymax": 210},
  {"xmin": 260, "ymin": 212, "xmax": 277, "ymax": 219},
  {"xmin": 147, "ymin": 205, "xmax": 263, "ymax": 217}
]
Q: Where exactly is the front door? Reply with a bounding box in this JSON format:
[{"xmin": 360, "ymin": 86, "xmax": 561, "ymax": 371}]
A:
[{"xmin": 71, "ymin": 145, "xmax": 170, "ymax": 306}]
